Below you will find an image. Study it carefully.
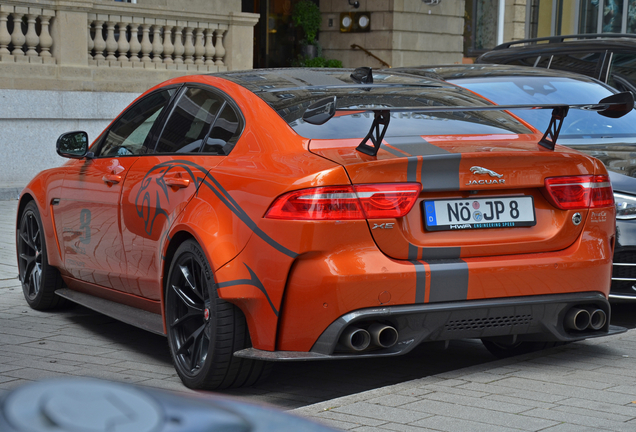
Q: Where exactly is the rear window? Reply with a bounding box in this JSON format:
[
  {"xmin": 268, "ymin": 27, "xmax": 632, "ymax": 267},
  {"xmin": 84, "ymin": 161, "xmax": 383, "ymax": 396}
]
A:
[
  {"xmin": 220, "ymin": 69, "xmax": 533, "ymax": 139},
  {"xmin": 452, "ymin": 76, "xmax": 636, "ymax": 139},
  {"xmin": 271, "ymin": 88, "xmax": 532, "ymax": 139}
]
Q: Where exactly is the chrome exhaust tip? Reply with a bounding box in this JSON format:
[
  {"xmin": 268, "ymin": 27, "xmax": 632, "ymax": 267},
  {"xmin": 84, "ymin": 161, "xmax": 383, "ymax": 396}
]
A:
[
  {"xmin": 340, "ymin": 327, "xmax": 371, "ymax": 351},
  {"xmin": 369, "ymin": 323, "xmax": 398, "ymax": 348},
  {"xmin": 564, "ymin": 307, "xmax": 591, "ymax": 331},
  {"xmin": 585, "ymin": 307, "xmax": 607, "ymax": 331}
]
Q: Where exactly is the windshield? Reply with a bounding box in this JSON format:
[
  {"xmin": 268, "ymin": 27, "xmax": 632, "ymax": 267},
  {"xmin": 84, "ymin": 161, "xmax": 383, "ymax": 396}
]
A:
[{"xmin": 450, "ymin": 76, "xmax": 636, "ymax": 139}]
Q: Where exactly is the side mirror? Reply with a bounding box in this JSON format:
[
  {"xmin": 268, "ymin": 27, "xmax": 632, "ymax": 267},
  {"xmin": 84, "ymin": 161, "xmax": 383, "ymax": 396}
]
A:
[{"xmin": 56, "ymin": 131, "xmax": 89, "ymax": 159}]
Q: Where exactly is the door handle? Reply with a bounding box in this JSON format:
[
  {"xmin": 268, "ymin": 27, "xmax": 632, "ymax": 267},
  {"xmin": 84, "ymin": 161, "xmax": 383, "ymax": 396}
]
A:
[
  {"xmin": 165, "ymin": 178, "xmax": 190, "ymax": 189},
  {"xmin": 102, "ymin": 174, "xmax": 122, "ymax": 185}
]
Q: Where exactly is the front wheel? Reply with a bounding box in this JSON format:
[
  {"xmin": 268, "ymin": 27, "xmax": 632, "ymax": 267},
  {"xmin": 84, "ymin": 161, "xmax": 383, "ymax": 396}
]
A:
[
  {"xmin": 17, "ymin": 201, "xmax": 64, "ymax": 310},
  {"xmin": 165, "ymin": 239, "xmax": 271, "ymax": 389}
]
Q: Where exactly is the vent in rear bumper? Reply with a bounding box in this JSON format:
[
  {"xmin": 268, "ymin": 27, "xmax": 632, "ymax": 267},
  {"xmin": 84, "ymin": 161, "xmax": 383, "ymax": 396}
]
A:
[{"xmin": 445, "ymin": 314, "xmax": 533, "ymax": 331}]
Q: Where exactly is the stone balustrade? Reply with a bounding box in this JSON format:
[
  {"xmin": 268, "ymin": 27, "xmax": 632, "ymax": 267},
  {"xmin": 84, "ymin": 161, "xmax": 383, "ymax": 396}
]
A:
[
  {"xmin": 0, "ymin": 5, "xmax": 55, "ymax": 63},
  {"xmin": 0, "ymin": 0, "xmax": 259, "ymax": 92},
  {"xmin": 87, "ymin": 16, "xmax": 227, "ymax": 70}
]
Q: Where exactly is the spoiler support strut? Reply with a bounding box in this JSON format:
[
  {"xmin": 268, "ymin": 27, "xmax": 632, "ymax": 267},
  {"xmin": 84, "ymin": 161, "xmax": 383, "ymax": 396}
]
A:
[
  {"xmin": 538, "ymin": 106, "xmax": 569, "ymax": 150},
  {"xmin": 356, "ymin": 110, "xmax": 390, "ymax": 156}
]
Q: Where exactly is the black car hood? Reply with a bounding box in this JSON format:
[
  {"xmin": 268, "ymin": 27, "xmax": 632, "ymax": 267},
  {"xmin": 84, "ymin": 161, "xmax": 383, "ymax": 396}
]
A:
[{"xmin": 607, "ymin": 170, "xmax": 636, "ymax": 195}]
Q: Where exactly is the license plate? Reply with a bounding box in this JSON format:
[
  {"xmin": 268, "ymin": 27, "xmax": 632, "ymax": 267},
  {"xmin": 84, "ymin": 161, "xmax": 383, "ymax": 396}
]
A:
[{"xmin": 423, "ymin": 196, "xmax": 536, "ymax": 231}]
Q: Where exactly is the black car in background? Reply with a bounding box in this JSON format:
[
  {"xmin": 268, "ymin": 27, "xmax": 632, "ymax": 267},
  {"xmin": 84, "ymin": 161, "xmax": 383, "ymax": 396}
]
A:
[
  {"xmin": 392, "ymin": 64, "xmax": 636, "ymax": 301},
  {"xmin": 476, "ymin": 34, "xmax": 636, "ymax": 94}
]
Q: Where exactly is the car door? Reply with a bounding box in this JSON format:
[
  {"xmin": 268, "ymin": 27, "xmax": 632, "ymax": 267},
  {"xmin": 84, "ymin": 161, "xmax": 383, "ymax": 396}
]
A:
[
  {"xmin": 120, "ymin": 85, "xmax": 243, "ymax": 299},
  {"xmin": 55, "ymin": 88, "xmax": 176, "ymax": 290}
]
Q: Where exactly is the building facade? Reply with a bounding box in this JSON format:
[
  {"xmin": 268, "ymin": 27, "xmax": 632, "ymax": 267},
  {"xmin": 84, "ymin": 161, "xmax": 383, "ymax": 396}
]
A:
[{"xmin": 3, "ymin": 0, "xmax": 636, "ymax": 190}]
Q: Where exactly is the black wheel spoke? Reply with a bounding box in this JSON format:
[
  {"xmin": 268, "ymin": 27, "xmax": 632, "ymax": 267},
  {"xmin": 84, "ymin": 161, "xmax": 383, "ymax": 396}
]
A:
[
  {"xmin": 179, "ymin": 263, "xmax": 204, "ymax": 302},
  {"xmin": 19, "ymin": 231, "xmax": 32, "ymax": 251},
  {"xmin": 176, "ymin": 322, "xmax": 205, "ymax": 357},
  {"xmin": 19, "ymin": 211, "xmax": 43, "ymax": 300}
]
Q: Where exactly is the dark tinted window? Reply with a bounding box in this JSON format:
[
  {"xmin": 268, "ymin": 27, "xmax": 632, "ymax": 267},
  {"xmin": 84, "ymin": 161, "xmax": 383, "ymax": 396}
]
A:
[
  {"xmin": 220, "ymin": 69, "xmax": 531, "ymax": 138},
  {"xmin": 155, "ymin": 87, "xmax": 224, "ymax": 154},
  {"xmin": 201, "ymin": 104, "xmax": 242, "ymax": 154},
  {"xmin": 286, "ymin": 91, "xmax": 532, "ymax": 139},
  {"xmin": 452, "ymin": 76, "xmax": 636, "ymax": 138},
  {"xmin": 537, "ymin": 52, "xmax": 602, "ymax": 78},
  {"xmin": 95, "ymin": 89, "xmax": 175, "ymax": 157},
  {"xmin": 608, "ymin": 52, "xmax": 636, "ymax": 92}
]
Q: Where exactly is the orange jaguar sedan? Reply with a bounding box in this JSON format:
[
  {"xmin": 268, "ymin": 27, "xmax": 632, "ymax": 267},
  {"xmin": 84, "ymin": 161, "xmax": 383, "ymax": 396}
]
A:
[{"xmin": 16, "ymin": 68, "xmax": 628, "ymax": 389}]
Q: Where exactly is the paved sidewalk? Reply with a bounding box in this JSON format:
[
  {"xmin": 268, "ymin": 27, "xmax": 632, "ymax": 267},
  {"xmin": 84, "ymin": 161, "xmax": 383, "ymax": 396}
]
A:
[
  {"xmin": 294, "ymin": 330, "xmax": 636, "ymax": 431},
  {"xmin": 4, "ymin": 197, "xmax": 636, "ymax": 431}
]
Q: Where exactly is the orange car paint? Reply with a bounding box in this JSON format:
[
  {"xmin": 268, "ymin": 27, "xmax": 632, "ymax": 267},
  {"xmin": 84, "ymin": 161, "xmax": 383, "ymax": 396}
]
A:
[{"xmin": 17, "ymin": 72, "xmax": 616, "ymax": 355}]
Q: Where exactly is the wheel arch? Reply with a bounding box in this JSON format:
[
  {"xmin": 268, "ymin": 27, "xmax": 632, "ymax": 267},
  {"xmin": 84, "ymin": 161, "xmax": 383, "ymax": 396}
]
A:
[{"xmin": 17, "ymin": 193, "xmax": 35, "ymax": 226}]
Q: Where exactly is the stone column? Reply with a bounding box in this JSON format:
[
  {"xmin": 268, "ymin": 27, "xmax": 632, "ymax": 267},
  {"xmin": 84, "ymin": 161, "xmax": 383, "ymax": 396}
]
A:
[
  {"xmin": 173, "ymin": 25, "xmax": 184, "ymax": 64},
  {"xmin": 24, "ymin": 14, "xmax": 39, "ymax": 57},
  {"xmin": 0, "ymin": 9, "xmax": 11, "ymax": 56},
  {"xmin": 10, "ymin": 11, "xmax": 26, "ymax": 56},
  {"xmin": 163, "ymin": 23, "xmax": 174, "ymax": 64},
  {"xmin": 50, "ymin": 6, "xmax": 90, "ymax": 66},
  {"xmin": 223, "ymin": 14, "xmax": 258, "ymax": 71},
  {"xmin": 151, "ymin": 23, "xmax": 163, "ymax": 63}
]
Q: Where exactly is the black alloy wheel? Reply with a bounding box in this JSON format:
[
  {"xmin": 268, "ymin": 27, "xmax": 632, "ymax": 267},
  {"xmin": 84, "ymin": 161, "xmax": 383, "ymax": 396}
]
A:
[
  {"xmin": 17, "ymin": 201, "xmax": 64, "ymax": 310},
  {"xmin": 165, "ymin": 240, "xmax": 271, "ymax": 389}
]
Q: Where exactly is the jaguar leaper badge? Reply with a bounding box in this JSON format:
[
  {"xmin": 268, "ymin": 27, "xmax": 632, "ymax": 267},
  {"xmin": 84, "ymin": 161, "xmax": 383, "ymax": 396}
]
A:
[{"xmin": 466, "ymin": 166, "xmax": 505, "ymax": 186}]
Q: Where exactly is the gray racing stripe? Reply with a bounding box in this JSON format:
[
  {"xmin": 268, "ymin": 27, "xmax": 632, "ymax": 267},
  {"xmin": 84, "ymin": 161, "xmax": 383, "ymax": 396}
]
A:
[
  {"xmin": 411, "ymin": 260, "xmax": 427, "ymax": 303},
  {"xmin": 428, "ymin": 259, "xmax": 469, "ymax": 303},
  {"xmin": 406, "ymin": 156, "xmax": 418, "ymax": 183},
  {"xmin": 384, "ymin": 136, "xmax": 460, "ymax": 191},
  {"xmin": 385, "ymin": 136, "xmax": 449, "ymax": 156},
  {"xmin": 420, "ymin": 153, "xmax": 461, "ymax": 191},
  {"xmin": 408, "ymin": 244, "xmax": 418, "ymax": 260},
  {"xmin": 382, "ymin": 145, "xmax": 407, "ymax": 158},
  {"xmin": 421, "ymin": 247, "xmax": 461, "ymax": 260}
]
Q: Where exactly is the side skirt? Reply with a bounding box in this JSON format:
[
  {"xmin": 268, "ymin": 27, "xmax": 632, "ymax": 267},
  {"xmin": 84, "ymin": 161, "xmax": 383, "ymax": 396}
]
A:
[{"xmin": 55, "ymin": 288, "xmax": 166, "ymax": 336}]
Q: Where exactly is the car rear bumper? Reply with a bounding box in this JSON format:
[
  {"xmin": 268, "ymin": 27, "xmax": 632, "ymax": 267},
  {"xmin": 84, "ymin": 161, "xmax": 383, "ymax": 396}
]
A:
[{"xmin": 235, "ymin": 292, "xmax": 625, "ymax": 361}]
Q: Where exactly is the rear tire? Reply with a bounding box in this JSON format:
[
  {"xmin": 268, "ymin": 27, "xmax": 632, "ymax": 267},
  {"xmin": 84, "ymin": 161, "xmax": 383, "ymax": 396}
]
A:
[
  {"xmin": 165, "ymin": 239, "xmax": 271, "ymax": 389},
  {"xmin": 481, "ymin": 339, "xmax": 566, "ymax": 359},
  {"xmin": 17, "ymin": 201, "xmax": 65, "ymax": 310}
]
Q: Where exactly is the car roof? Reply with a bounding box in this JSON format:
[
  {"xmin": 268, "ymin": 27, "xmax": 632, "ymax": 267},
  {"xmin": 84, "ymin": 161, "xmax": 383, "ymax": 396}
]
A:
[
  {"xmin": 212, "ymin": 68, "xmax": 450, "ymax": 93},
  {"xmin": 210, "ymin": 67, "xmax": 512, "ymax": 127},
  {"xmin": 477, "ymin": 34, "xmax": 636, "ymax": 63},
  {"xmin": 483, "ymin": 33, "xmax": 636, "ymax": 52},
  {"xmin": 390, "ymin": 64, "xmax": 603, "ymax": 83}
]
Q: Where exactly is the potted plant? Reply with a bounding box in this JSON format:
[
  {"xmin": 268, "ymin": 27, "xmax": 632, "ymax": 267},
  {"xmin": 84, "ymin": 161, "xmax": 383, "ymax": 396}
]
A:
[{"xmin": 292, "ymin": 0, "xmax": 322, "ymax": 58}]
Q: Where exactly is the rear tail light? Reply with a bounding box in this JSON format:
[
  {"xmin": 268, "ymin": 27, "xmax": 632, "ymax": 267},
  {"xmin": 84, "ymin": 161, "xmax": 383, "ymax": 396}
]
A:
[
  {"xmin": 264, "ymin": 183, "xmax": 421, "ymax": 220},
  {"xmin": 544, "ymin": 175, "xmax": 613, "ymax": 210}
]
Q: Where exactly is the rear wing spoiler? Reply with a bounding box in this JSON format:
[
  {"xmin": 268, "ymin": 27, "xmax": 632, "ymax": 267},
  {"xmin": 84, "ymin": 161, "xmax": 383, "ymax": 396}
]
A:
[{"xmin": 302, "ymin": 92, "xmax": 635, "ymax": 156}]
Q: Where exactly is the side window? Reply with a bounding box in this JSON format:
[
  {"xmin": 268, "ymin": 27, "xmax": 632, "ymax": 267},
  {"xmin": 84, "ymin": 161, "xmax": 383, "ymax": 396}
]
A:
[
  {"xmin": 95, "ymin": 89, "xmax": 175, "ymax": 157},
  {"xmin": 536, "ymin": 52, "xmax": 602, "ymax": 79},
  {"xmin": 155, "ymin": 87, "xmax": 224, "ymax": 154},
  {"xmin": 608, "ymin": 52, "xmax": 636, "ymax": 92},
  {"xmin": 201, "ymin": 103, "xmax": 242, "ymax": 155}
]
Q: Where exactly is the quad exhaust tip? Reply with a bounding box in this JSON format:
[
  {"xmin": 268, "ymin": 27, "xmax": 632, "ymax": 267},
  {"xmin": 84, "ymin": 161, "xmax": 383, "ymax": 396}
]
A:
[
  {"xmin": 585, "ymin": 307, "xmax": 607, "ymax": 331},
  {"xmin": 340, "ymin": 327, "xmax": 371, "ymax": 351},
  {"xmin": 369, "ymin": 323, "xmax": 399, "ymax": 348},
  {"xmin": 564, "ymin": 306, "xmax": 607, "ymax": 332},
  {"xmin": 339, "ymin": 323, "xmax": 399, "ymax": 352}
]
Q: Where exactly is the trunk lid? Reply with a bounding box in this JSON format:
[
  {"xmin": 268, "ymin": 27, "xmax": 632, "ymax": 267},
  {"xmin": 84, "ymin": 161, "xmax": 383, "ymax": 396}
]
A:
[{"xmin": 309, "ymin": 134, "xmax": 597, "ymax": 260}]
